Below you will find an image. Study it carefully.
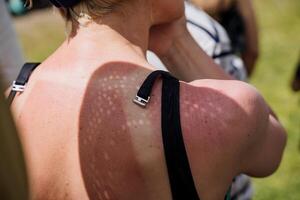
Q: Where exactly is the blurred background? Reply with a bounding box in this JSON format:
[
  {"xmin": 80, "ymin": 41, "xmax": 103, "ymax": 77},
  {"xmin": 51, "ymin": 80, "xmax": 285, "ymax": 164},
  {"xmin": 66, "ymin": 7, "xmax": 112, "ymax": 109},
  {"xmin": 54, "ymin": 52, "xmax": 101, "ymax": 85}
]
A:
[{"xmin": 3, "ymin": 0, "xmax": 300, "ymax": 199}]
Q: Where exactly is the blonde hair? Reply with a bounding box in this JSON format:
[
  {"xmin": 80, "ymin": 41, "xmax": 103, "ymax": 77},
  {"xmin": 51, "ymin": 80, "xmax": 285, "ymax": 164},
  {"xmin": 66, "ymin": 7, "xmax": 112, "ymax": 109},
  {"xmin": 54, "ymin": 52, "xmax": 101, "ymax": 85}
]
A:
[{"xmin": 28, "ymin": 0, "xmax": 125, "ymax": 21}]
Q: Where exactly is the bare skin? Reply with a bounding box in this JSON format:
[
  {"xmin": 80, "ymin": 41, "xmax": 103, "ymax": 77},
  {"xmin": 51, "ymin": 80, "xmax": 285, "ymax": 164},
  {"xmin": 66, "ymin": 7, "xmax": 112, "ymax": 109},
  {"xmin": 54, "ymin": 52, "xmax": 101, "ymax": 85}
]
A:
[
  {"xmin": 149, "ymin": 17, "xmax": 233, "ymax": 81},
  {"xmin": 11, "ymin": 0, "xmax": 285, "ymax": 199}
]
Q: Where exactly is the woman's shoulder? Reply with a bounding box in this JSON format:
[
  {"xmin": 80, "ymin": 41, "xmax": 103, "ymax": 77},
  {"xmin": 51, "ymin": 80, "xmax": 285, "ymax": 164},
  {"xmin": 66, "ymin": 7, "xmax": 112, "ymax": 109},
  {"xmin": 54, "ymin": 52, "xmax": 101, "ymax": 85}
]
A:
[
  {"xmin": 184, "ymin": 79, "xmax": 261, "ymax": 112},
  {"xmin": 179, "ymin": 79, "xmax": 267, "ymax": 163},
  {"xmin": 181, "ymin": 79, "xmax": 266, "ymax": 134}
]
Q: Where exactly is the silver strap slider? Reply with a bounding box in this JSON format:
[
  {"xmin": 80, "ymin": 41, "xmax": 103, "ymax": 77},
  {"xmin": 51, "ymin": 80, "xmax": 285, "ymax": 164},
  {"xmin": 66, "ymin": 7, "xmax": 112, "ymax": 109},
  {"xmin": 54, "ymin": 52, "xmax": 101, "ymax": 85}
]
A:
[
  {"xmin": 12, "ymin": 81, "xmax": 26, "ymax": 92},
  {"xmin": 133, "ymin": 95, "xmax": 150, "ymax": 107}
]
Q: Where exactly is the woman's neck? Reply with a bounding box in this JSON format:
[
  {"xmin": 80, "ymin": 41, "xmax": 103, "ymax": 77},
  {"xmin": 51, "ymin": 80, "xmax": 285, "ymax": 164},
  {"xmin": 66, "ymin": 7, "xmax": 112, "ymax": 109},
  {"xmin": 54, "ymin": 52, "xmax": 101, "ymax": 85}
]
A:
[{"xmin": 66, "ymin": 3, "xmax": 153, "ymax": 61}]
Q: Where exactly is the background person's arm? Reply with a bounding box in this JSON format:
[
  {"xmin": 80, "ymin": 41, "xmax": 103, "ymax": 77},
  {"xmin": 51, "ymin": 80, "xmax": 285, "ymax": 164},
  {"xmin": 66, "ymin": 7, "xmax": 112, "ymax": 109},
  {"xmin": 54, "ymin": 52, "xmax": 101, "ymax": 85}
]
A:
[
  {"xmin": 190, "ymin": 0, "xmax": 221, "ymax": 16},
  {"xmin": 0, "ymin": 81, "xmax": 29, "ymax": 200},
  {"xmin": 190, "ymin": 0, "xmax": 234, "ymax": 17},
  {"xmin": 236, "ymin": 0, "xmax": 259, "ymax": 76},
  {"xmin": 190, "ymin": 0, "xmax": 259, "ymax": 76}
]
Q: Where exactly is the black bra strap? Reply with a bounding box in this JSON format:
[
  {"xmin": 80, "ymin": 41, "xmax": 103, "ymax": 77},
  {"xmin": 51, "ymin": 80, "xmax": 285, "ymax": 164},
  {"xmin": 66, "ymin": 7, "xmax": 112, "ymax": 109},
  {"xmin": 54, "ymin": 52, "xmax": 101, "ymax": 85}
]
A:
[
  {"xmin": 133, "ymin": 70, "xmax": 172, "ymax": 107},
  {"xmin": 7, "ymin": 63, "xmax": 40, "ymax": 106},
  {"xmin": 161, "ymin": 74, "xmax": 200, "ymax": 200},
  {"xmin": 134, "ymin": 71, "xmax": 199, "ymax": 200}
]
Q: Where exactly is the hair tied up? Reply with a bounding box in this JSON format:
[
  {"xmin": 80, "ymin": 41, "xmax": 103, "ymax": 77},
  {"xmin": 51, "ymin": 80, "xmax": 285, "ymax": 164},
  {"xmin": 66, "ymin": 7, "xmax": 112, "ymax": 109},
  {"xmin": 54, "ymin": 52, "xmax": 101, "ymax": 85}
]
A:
[{"xmin": 49, "ymin": 0, "xmax": 81, "ymax": 8}]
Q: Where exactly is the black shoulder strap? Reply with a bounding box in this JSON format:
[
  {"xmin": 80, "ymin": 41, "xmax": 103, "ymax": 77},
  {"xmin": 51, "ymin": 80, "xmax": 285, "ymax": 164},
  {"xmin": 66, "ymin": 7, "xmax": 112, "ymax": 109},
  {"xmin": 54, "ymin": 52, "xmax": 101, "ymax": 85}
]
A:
[
  {"xmin": 7, "ymin": 63, "xmax": 40, "ymax": 106},
  {"xmin": 161, "ymin": 73, "xmax": 200, "ymax": 200},
  {"xmin": 134, "ymin": 70, "xmax": 199, "ymax": 200}
]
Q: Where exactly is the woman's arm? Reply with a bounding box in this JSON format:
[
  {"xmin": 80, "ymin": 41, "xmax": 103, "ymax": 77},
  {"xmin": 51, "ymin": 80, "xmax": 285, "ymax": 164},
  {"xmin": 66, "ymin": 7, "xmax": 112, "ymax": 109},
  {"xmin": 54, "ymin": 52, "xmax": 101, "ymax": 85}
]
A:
[
  {"xmin": 149, "ymin": 18, "xmax": 233, "ymax": 82},
  {"xmin": 161, "ymin": 30, "xmax": 233, "ymax": 81}
]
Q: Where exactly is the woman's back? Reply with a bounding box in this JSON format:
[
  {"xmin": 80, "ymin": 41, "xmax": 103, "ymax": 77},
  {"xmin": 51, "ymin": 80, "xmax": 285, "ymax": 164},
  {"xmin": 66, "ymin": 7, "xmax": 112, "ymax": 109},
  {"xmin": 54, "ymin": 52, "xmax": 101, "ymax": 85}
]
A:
[
  {"xmin": 11, "ymin": 54, "xmax": 159, "ymax": 199},
  {"xmin": 10, "ymin": 0, "xmax": 285, "ymax": 199},
  {"xmin": 12, "ymin": 49, "xmax": 255, "ymax": 199}
]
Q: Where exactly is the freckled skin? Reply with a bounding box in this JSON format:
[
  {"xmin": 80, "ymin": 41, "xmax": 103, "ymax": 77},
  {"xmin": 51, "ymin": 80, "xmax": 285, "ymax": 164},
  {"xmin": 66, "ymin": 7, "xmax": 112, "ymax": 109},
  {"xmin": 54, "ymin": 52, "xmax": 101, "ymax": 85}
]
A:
[
  {"xmin": 79, "ymin": 65, "xmax": 155, "ymax": 200},
  {"xmin": 12, "ymin": 61, "xmax": 258, "ymax": 200}
]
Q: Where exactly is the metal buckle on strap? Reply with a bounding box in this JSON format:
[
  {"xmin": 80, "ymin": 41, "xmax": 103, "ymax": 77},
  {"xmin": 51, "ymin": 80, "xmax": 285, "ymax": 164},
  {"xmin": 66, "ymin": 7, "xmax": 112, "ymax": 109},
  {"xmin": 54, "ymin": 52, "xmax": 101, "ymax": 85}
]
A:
[
  {"xmin": 12, "ymin": 81, "xmax": 26, "ymax": 92},
  {"xmin": 133, "ymin": 95, "xmax": 150, "ymax": 107}
]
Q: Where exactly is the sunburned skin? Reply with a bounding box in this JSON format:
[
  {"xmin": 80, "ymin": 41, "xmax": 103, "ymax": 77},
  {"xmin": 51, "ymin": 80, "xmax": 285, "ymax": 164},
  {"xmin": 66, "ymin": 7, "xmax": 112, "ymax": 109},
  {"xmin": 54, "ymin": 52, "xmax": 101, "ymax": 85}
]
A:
[
  {"xmin": 79, "ymin": 64, "xmax": 171, "ymax": 200},
  {"xmin": 78, "ymin": 63, "xmax": 251, "ymax": 200},
  {"xmin": 12, "ymin": 60, "xmax": 277, "ymax": 200}
]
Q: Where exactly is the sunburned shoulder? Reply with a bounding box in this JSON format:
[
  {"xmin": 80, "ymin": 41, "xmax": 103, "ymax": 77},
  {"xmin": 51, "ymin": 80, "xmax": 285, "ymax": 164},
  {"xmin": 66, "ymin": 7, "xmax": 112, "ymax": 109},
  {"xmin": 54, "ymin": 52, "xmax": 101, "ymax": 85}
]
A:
[
  {"xmin": 186, "ymin": 79, "xmax": 268, "ymax": 119},
  {"xmin": 180, "ymin": 79, "xmax": 269, "ymax": 157}
]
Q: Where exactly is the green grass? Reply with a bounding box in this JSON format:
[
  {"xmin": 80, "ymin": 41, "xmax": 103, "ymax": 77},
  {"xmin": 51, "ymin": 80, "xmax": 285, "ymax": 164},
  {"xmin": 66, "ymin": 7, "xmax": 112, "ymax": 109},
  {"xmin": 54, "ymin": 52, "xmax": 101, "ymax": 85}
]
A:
[
  {"xmin": 251, "ymin": 0, "xmax": 300, "ymax": 199},
  {"xmin": 14, "ymin": 9, "xmax": 65, "ymax": 60},
  {"xmin": 14, "ymin": 1, "xmax": 300, "ymax": 199}
]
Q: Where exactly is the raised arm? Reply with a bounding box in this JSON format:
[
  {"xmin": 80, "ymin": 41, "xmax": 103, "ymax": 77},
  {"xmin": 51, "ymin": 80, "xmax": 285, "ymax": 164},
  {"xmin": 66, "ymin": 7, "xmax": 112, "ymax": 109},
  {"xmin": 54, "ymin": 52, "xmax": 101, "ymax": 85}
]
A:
[{"xmin": 149, "ymin": 17, "xmax": 233, "ymax": 82}]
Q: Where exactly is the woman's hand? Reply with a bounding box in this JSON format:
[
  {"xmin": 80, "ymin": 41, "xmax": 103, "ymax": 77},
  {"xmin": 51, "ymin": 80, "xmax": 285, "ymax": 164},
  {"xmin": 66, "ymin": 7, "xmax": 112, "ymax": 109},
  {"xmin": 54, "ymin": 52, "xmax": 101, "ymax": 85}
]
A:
[
  {"xmin": 148, "ymin": 15, "xmax": 233, "ymax": 81},
  {"xmin": 148, "ymin": 16, "xmax": 188, "ymax": 57}
]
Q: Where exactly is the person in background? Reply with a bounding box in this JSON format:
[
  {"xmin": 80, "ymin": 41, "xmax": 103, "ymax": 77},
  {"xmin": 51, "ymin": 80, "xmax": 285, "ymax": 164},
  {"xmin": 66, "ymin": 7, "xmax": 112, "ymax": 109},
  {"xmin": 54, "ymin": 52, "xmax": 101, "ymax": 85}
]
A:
[
  {"xmin": 291, "ymin": 55, "xmax": 300, "ymax": 92},
  {"xmin": 8, "ymin": 0, "xmax": 52, "ymax": 15},
  {"xmin": 0, "ymin": 78, "xmax": 28, "ymax": 200},
  {"xmin": 191, "ymin": 0, "xmax": 259, "ymax": 76},
  {"xmin": 7, "ymin": 0, "xmax": 27, "ymax": 15},
  {"xmin": 0, "ymin": 0, "xmax": 24, "ymax": 89}
]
